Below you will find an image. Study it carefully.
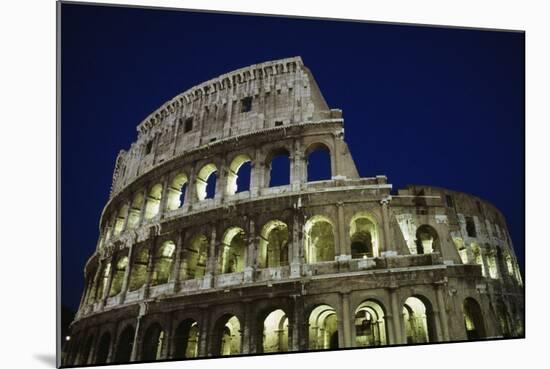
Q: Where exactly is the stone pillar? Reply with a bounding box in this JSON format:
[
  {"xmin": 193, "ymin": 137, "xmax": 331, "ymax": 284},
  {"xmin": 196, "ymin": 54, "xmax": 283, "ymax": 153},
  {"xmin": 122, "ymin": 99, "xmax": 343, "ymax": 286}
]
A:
[
  {"xmin": 130, "ymin": 304, "xmax": 147, "ymax": 361},
  {"xmin": 241, "ymin": 302, "xmax": 254, "ymax": 354},
  {"xmin": 198, "ymin": 308, "xmax": 210, "ymax": 357},
  {"xmin": 435, "ymin": 283, "xmax": 450, "ymax": 341},
  {"xmin": 119, "ymin": 243, "xmax": 135, "ymax": 304},
  {"xmin": 250, "ymin": 148, "xmax": 264, "ymax": 196},
  {"xmin": 244, "ymin": 218, "xmax": 257, "ymax": 283},
  {"xmin": 184, "ymin": 168, "xmax": 197, "ymax": 208},
  {"xmin": 169, "ymin": 231, "xmax": 185, "ymax": 291},
  {"xmin": 137, "ymin": 188, "xmax": 148, "ymax": 226},
  {"xmin": 290, "ymin": 151, "xmax": 305, "ymax": 191},
  {"xmin": 202, "ymin": 226, "xmax": 217, "ymax": 289},
  {"xmin": 158, "ymin": 177, "xmax": 170, "ymax": 218},
  {"xmin": 88, "ymin": 259, "xmax": 104, "ymax": 306},
  {"xmin": 215, "ymin": 158, "xmax": 227, "ymax": 204},
  {"xmin": 122, "ymin": 199, "xmax": 132, "ymax": 232},
  {"xmin": 335, "ymin": 202, "xmax": 350, "ymax": 260},
  {"xmin": 340, "ymin": 292, "xmax": 353, "ymax": 347},
  {"xmin": 143, "ymin": 238, "xmax": 157, "ymax": 299},
  {"xmin": 290, "ymin": 294, "xmax": 307, "ymax": 351},
  {"xmin": 380, "ymin": 196, "xmax": 392, "ymax": 255},
  {"xmin": 331, "ymin": 133, "xmax": 340, "ymax": 178},
  {"xmin": 101, "ymin": 258, "xmax": 115, "ymax": 306},
  {"xmin": 389, "ymin": 287, "xmax": 404, "ymax": 344},
  {"xmin": 290, "ymin": 210, "xmax": 303, "ymax": 278}
]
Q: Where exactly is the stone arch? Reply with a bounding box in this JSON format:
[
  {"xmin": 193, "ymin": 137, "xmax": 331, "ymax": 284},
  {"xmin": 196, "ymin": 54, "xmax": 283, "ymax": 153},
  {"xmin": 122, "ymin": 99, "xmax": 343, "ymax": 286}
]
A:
[
  {"xmin": 166, "ymin": 172, "xmax": 188, "ymax": 211},
  {"xmin": 463, "ymin": 297, "xmax": 486, "ymax": 340},
  {"xmin": 258, "ymin": 220, "xmax": 289, "ymax": 268},
  {"xmin": 304, "ymin": 215, "xmax": 335, "ymax": 263},
  {"xmin": 128, "ymin": 245, "xmax": 150, "ymax": 292},
  {"xmin": 108, "ymin": 255, "xmax": 128, "ymax": 297},
  {"xmin": 402, "ymin": 295, "xmax": 437, "ymax": 343},
  {"xmin": 415, "ymin": 225, "xmax": 440, "ymax": 255},
  {"xmin": 265, "ymin": 147, "xmax": 291, "ymax": 187},
  {"xmin": 113, "ymin": 325, "xmax": 134, "ymax": 363},
  {"xmin": 261, "ymin": 309, "xmax": 289, "ymax": 353},
  {"xmin": 78, "ymin": 334, "xmax": 95, "ymax": 365},
  {"xmin": 305, "ymin": 142, "xmax": 331, "ymax": 182},
  {"xmin": 219, "ymin": 227, "xmax": 247, "ymax": 274},
  {"xmin": 141, "ymin": 322, "xmax": 165, "ymax": 361},
  {"xmin": 95, "ymin": 331, "xmax": 111, "ymax": 364},
  {"xmin": 308, "ymin": 304, "xmax": 339, "ymax": 349},
  {"xmin": 95, "ymin": 261, "xmax": 112, "ymax": 301},
  {"xmin": 151, "ymin": 240, "xmax": 176, "ymax": 286},
  {"xmin": 180, "ymin": 234, "xmax": 208, "ymax": 280},
  {"xmin": 144, "ymin": 183, "xmax": 163, "ymax": 220},
  {"xmin": 226, "ymin": 154, "xmax": 252, "ymax": 195},
  {"xmin": 354, "ymin": 299, "xmax": 388, "ymax": 347},
  {"xmin": 113, "ymin": 204, "xmax": 128, "ymax": 236},
  {"xmin": 172, "ymin": 318, "xmax": 199, "ymax": 359},
  {"xmin": 127, "ymin": 191, "xmax": 144, "ymax": 229},
  {"xmin": 196, "ymin": 163, "xmax": 217, "ymax": 201},
  {"xmin": 495, "ymin": 298, "xmax": 512, "ymax": 337},
  {"xmin": 349, "ymin": 212, "xmax": 380, "ymax": 258},
  {"xmin": 210, "ymin": 314, "xmax": 242, "ymax": 356}
]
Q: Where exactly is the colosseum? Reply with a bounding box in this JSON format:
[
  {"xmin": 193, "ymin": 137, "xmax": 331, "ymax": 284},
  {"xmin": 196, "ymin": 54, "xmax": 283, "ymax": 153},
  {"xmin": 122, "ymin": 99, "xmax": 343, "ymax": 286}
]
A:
[{"xmin": 62, "ymin": 56, "xmax": 524, "ymax": 366}]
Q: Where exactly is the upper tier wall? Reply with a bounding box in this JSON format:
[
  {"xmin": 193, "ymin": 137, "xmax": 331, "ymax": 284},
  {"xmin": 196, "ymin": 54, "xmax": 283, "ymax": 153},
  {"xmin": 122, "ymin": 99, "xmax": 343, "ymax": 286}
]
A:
[{"xmin": 111, "ymin": 57, "xmax": 334, "ymax": 196}]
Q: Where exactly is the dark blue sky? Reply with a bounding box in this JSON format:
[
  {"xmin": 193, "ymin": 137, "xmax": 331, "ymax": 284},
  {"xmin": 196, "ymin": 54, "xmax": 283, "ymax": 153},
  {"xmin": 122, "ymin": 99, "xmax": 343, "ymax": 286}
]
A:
[{"xmin": 61, "ymin": 3, "xmax": 524, "ymax": 311}]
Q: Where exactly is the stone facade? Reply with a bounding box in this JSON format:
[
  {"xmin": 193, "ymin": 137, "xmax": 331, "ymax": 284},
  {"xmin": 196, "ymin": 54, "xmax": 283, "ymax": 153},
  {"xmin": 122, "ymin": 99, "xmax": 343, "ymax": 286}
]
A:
[{"xmin": 63, "ymin": 57, "xmax": 524, "ymax": 366}]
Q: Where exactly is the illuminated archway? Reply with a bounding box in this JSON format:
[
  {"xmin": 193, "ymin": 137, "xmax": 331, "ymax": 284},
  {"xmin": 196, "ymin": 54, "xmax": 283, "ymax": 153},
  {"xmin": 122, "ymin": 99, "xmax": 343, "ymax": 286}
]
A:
[
  {"xmin": 128, "ymin": 246, "xmax": 149, "ymax": 292},
  {"xmin": 304, "ymin": 215, "xmax": 335, "ymax": 263},
  {"xmin": 113, "ymin": 204, "xmax": 128, "ymax": 236},
  {"xmin": 108, "ymin": 255, "xmax": 128, "ymax": 297},
  {"xmin": 142, "ymin": 323, "xmax": 165, "ymax": 361},
  {"xmin": 354, "ymin": 300, "xmax": 387, "ymax": 347},
  {"xmin": 180, "ymin": 235, "xmax": 208, "ymax": 280},
  {"xmin": 262, "ymin": 309, "xmax": 289, "ymax": 353},
  {"xmin": 226, "ymin": 154, "xmax": 252, "ymax": 195},
  {"xmin": 463, "ymin": 297, "xmax": 486, "ymax": 340},
  {"xmin": 258, "ymin": 220, "xmax": 289, "ymax": 268},
  {"xmin": 151, "ymin": 240, "xmax": 175, "ymax": 286},
  {"xmin": 212, "ymin": 314, "xmax": 241, "ymax": 356},
  {"xmin": 219, "ymin": 227, "xmax": 246, "ymax": 274},
  {"xmin": 308, "ymin": 304, "xmax": 339, "ymax": 349},
  {"xmin": 127, "ymin": 192, "xmax": 144, "ymax": 229},
  {"xmin": 173, "ymin": 319, "xmax": 199, "ymax": 359},
  {"xmin": 144, "ymin": 184, "xmax": 163, "ymax": 219},
  {"xmin": 166, "ymin": 173, "xmax": 188, "ymax": 211},
  {"xmin": 196, "ymin": 164, "xmax": 217, "ymax": 201},
  {"xmin": 402, "ymin": 296, "xmax": 437, "ymax": 343},
  {"xmin": 349, "ymin": 213, "xmax": 379, "ymax": 258},
  {"xmin": 415, "ymin": 225, "xmax": 440, "ymax": 255}
]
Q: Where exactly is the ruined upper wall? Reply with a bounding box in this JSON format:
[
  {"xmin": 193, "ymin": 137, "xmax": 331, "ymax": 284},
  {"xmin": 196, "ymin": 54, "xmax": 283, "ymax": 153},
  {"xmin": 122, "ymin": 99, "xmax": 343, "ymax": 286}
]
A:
[{"xmin": 111, "ymin": 57, "xmax": 335, "ymax": 195}]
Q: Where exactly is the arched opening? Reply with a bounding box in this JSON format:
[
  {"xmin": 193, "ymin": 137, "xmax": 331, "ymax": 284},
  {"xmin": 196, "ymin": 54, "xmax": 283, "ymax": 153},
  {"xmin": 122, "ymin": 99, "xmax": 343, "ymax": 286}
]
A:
[
  {"xmin": 108, "ymin": 255, "xmax": 128, "ymax": 297},
  {"xmin": 95, "ymin": 262, "xmax": 111, "ymax": 301},
  {"xmin": 262, "ymin": 309, "xmax": 289, "ymax": 353},
  {"xmin": 142, "ymin": 323, "xmax": 165, "ymax": 361},
  {"xmin": 258, "ymin": 220, "xmax": 289, "ymax": 268},
  {"xmin": 128, "ymin": 246, "xmax": 149, "ymax": 292},
  {"xmin": 495, "ymin": 299, "xmax": 512, "ymax": 338},
  {"xmin": 219, "ymin": 227, "xmax": 246, "ymax": 274},
  {"xmin": 350, "ymin": 213, "xmax": 379, "ymax": 259},
  {"xmin": 415, "ymin": 225, "xmax": 440, "ymax": 254},
  {"xmin": 304, "ymin": 215, "xmax": 335, "ymax": 263},
  {"xmin": 114, "ymin": 326, "xmax": 134, "ymax": 363},
  {"xmin": 308, "ymin": 304, "xmax": 339, "ymax": 349},
  {"xmin": 266, "ymin": 148, "xmax": 290, "ymax": 187},
  {"xmin": 306, "ymin": 143, "xmax": 331, "ymax": 181},
  {"xmin": 402, "ymin": 296, "xmax": 437, "ymax": 343},
  {"xmin": 463, "ymin": 297, "xmax": 486, "ymax": 340},
  {"xmin": 166, "ymin": 173, "xmax": 188, "ymax": 211},
  {"xmin": 95, "ymin": 332, "xmax": 111, "ymax": 364},
  {"xmin": 173, "ymin": 319, "xmax": 199, "ymax": 359},
  {"xmin": 144, "ymin": 184, "xmax": 163, "ymax": 220},
  {"xmin": 151, "ymin": 240, "xmax": 175, "ymax": 286},
  {"xmin": 180, "ymin": 234, "xmax": 208, "ymax": 280},
  {"xmin": 354, "ymin": 300, "xmax": 388, "ymax": 347},
  {"xmin": 78, "ymin": 335, "xmax": 94, "ymax": 365},
  {"xmin": 212, "ymin": 315, "xmax": 241, "ymax": 356},
  {"xmin": 226, "ymin": 154, "xmax": 252, "ymax": 195},
  {"xmin": 196, "ymin": 163, "xmax": 217, "ymax": 201},
  {"xmin": 113, "ymin": 204, "xmax": 128, "ymax": 235},
  {"xmin": 127, "ymin": 192, "xmax": 144, "ymax": 229}
]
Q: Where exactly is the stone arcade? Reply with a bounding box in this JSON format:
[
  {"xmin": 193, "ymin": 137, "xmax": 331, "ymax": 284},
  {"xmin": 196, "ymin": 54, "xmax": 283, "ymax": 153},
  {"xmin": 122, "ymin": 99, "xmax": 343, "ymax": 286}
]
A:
[{"xmin": 63, "ymin": 57, "xmax": 524, "ymax": 366}]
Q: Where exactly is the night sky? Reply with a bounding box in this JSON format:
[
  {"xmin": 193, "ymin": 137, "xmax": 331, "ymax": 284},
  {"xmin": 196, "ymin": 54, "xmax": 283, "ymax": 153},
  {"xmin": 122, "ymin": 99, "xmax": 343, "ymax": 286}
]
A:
[{"xmin": 61, "ymin": 3, "xmax": 525, "ymax": 312}]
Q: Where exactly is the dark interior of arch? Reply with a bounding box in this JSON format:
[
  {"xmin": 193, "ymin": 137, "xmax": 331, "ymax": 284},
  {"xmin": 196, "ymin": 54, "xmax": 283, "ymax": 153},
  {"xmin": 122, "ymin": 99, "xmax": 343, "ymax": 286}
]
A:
[
  {"xmin": 307, "ymin": 148, "xmax": 331, "ymax": 181},
  {"xmin": 205, "ymin": 171, "xmax": 217, "ymax": 199},
  {"xmin": 269, "ymin": 154, "xmax": 290, "ymax": 187},
  {"xmin": 236, "ymin": 161, "xmax": 251, "ymax": 192}
]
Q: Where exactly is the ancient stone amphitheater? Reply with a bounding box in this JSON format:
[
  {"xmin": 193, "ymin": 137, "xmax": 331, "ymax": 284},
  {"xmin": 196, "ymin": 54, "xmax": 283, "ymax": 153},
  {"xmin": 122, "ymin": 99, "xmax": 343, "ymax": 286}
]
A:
[{"xmin": 63, "ymin": 56, "xmax": 524, "ymax": 366}]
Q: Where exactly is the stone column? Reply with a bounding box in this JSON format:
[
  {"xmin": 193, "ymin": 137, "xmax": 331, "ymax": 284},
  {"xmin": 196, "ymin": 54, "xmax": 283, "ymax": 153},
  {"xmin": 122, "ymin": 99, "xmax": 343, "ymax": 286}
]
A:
[
  {"xmin": 202, "ymin": 226, "xmax": 217, "ymax": 289},
  {"xmin": 158, "ymin": 177, "xmax": 170, "ymax": 218},
  {"xmin": 435, "ymin": 283, "xmax": 450, "ymax": 341},
  {"xmin": 137, "ymin": 188, "xmax": 148, "ymax": 226},
  {"xmin": 198, "ymin": 308, "xmax": 210, "ymax": 357},
  {"xmin": 215, "ymin": 158, "xmax": 227, "ymax": 204},
  {"xmin": 335, "ymin": 202, "xmax": 350, "ymax": 260},
  {"xmin": 389, "ymin": 287, "xmax": 404, "ymax": 344},
  {"xmin": 184, "ymin": 168, "xmax": 197, "ymax": 208},
  {"xmin": 241, "ymin": 301, "xmax": 254, "ymax": 354},
  {"xmin": 379, "ymin": 196, "xmax": 392, "ymax": 255},
  {"xmin": 244, "ymin": 218, "xmax": 257, "ymax": 283},
  {"xmin": 101, "ymin": 258, "xmax": 115, "ymax": 307},
  {"xmin": 143, "ymin": 238, "xmax": 157, "ymax": 300},
  {"xmin": 290, "ymin": 294, "xmax": 307, "ymax": 351},
  {"xmin": 121, "ymin": 199, "xmax": 132, "ymax": 232},
  {"xmin": 169, "ymin": 231, "xmax": 185, "ymax": 292},
  {"xmin": 250, "ymin": 148, "xmax": 264, "ymax": 196},
  {"xmin": 119, "ymin": 243, "xmax": 135, "ymax": 304},
  {"xmin": 331, "ymin": 133, "xmax": 340, "ymax": 178},
  {"xmin": 340, "ymin": 292, "xmax": 353, "ymax": 347},
  {"xmin": 290, "ymin": 151, "xmax": 305, "ymax": 191},
  {"xmin": 290, "ymin": 210, "xmax": 303, "ymax": 278},
  {"xmin": 130, "ymin": 303, "xmax": 147, "ymax": 361}
]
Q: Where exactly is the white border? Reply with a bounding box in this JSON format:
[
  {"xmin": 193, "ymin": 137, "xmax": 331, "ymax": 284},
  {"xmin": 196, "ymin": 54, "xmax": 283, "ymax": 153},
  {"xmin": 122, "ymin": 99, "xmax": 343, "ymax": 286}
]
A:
[{"xmin": 2, "ymin": 0, "xmax": 548, "ymax": 368}]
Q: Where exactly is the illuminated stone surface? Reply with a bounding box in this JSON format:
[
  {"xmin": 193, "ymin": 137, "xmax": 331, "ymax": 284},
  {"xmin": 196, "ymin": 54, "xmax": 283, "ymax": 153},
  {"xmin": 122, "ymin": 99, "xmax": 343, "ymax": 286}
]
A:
[{"xmin": 64, "ymin": 57, "xmax": 524, "ymax": 366}]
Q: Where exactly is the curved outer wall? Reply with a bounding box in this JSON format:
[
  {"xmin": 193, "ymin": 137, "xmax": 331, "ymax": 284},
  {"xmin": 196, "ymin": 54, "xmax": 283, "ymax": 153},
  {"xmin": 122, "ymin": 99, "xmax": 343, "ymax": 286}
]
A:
[{"xmin": 63, "ymin": 57, "xmax": 524, "ymax": 366}]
